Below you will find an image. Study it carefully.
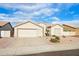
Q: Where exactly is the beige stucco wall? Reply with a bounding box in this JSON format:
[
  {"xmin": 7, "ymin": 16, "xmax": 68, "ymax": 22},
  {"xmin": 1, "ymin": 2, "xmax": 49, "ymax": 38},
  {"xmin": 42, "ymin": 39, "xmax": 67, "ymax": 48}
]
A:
[
  {"xmin": 51, "ymin": 25, "xmax": 63, "ymax": 36},
  {"xmin": 63, "ymin": 25, "xmax": 77, "ymax": 36},
  {"xmin": 38, "ymin": 23, "xmax": 47, "ymax": 36},
  {"xmin": 62, "ymin": 32, "xmax": 76, "ymax": 36},
  {"xmin": 75, "ymin": 29, "xmax": 79, "ymax": 36}
]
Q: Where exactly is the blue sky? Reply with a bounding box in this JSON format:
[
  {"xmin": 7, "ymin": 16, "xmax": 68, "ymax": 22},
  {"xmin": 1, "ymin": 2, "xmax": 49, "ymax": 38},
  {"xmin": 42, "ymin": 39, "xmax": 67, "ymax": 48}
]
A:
[{"xmin": 0, "ymin": 3, "xmax": 79, "ymax": 27}]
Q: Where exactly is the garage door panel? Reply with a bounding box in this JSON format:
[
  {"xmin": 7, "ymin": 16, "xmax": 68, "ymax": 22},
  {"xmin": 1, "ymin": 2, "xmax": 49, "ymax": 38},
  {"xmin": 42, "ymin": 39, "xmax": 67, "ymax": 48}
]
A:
[
  {"xmin": 1, "ymin": 31, "xmax": 10, "ymax": 37},
  {"xmin": 18, "ymin": 29, "xmax": 42, "ymax": 37}
]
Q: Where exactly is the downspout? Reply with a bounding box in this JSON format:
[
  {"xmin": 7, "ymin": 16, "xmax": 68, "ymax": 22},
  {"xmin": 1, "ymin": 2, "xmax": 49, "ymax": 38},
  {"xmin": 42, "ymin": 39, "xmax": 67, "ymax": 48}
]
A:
[{"xmin": 0, "ymin": 30, "xmax": 1, "ymax": 38}]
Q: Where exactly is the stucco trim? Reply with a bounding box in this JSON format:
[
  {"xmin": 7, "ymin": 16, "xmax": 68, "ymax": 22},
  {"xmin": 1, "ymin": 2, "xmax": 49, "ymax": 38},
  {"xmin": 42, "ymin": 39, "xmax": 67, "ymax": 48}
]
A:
[{"xmin": 14, "ymin": 21, "xmax": 43, "ymax": 29}]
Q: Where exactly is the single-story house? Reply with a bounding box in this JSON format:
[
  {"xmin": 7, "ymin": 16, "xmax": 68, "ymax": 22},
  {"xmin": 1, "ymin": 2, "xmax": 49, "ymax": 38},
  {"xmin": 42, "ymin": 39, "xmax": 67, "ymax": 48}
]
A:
[
  {"xmin": 0, "ymin": 21, "xmax": 13, "ymax": 38},
  {"xmin": 63, "ymin": 24, "xmax": 76, "ymax": 36},
  {"xmin": 47, "ymin": 24, "xmax": 76, "ymax": 36},
  {"xmin": 50, "ymin": 24, "xmax": 63, "ymax": 36},
  {"xmin": 14, "ymin": 21, "xmax": 44, "ymax": 38}
]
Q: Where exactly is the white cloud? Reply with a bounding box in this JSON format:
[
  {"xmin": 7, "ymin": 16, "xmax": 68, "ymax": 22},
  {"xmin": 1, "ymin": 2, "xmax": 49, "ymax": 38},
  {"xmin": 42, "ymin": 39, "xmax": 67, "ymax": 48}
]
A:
[
  {"xmin": 12, "ymin": 7, "xmax": 59, "ymax": 19},
  {"xmin": 31, "ymin": 8, "xmax": 53, "ymax": 16},
  {"xmin": 0, "ymin": 13, "xmax": 31, "ymax": 22},
  {"xmin": 0, "ymin": 3, "xmax": 52, "ymax": 11},
  {"xmin": 51, "ymin": 17, "xmax": 60, "ymax": 21},
  {"xmin": 0, "ymin": 19, "xmax": 31, "ymax": 22},
  {"xmin": 52, "ymin": 20, "xmax": 79, "ymax": 28},
  {"xmin": 0, "ymin": 3, "xmax": 60, "ymax": 22},
  {"xmin": 0, "ymin": 3, "xmax": 59, "ymax": 22},
  {"xmin": 38, "ymin": 8, "xmax": 59, "ymax": 16}
]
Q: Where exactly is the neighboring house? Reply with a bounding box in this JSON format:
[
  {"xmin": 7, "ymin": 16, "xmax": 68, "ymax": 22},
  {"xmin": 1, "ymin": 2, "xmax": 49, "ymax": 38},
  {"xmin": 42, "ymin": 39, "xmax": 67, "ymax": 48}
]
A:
[
  {"xmin": 63, "ymin": 24, "xmax": 76, "ymax": 36},
  {"xmin": 0, "ymin": 21, "xmax": 13, "ymax": 38},
  {"xmin": 14, "ymin": 21, "xmax": 44, "ymax": 38},
  {"xmin": 48, "ymin": 24, "xmax": 63, "ymax": 36},
  {"xmin": 75, "ymin": 28, "xmax": 79, "ymax": 36},
  {"xmin": 47, "ymin": 24, "xmax": 77, "ymax": 36}
]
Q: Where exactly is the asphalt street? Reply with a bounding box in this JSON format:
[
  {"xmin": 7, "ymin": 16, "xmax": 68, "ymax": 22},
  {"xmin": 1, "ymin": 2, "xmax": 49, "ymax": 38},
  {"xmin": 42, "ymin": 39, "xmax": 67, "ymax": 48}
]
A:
[{"xmin": 22, "ymin": 49, "xmax": 79, "ymax": 56}]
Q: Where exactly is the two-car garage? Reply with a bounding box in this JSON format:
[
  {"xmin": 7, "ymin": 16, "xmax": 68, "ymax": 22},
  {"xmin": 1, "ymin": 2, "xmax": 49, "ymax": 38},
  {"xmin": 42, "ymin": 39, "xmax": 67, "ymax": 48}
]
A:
[
  {"xmin": 17, "ymin": 29, "xmax": 42, "ymax": 37},
  {"xmin": 14, "ymin": 21, "xmax": 44, "ymax": 38}
]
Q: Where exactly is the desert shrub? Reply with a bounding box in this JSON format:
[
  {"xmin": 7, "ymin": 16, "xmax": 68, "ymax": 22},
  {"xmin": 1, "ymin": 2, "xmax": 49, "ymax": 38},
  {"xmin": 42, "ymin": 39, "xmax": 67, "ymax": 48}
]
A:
[
  {"xmin": 50, "ymin": 35, "xmax": 60, "ymax": 43},
  {"xmin": 62, "ymin": 35, "xmax": 66, "ymax": 38},
  {"xmin": 52, "ymin": 35, "xmax": 56, "ymax": 37}
]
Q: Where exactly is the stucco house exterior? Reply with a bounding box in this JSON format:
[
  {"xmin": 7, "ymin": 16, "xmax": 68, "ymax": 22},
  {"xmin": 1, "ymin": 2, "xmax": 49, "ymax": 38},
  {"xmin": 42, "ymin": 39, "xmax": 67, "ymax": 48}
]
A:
[
  {"xmin": 0, "ymin": 21, "xmax": 13, "ymax": 38},
  {"xmin": 47, "ymin": 24, "xmax": 76, "ymax": 36},
  {"xmin": 51, "ymin": 24, "xmax": 63, "ymax": 36},
  {"xmin": 47, "ymin": 24, "xmax": 63, "ymax": 36},
  {"xmin": 37, "ymin": 23, "xmax": 49, "ymax": 36},
  {"xmin": 14, "ymin": 21, "xmax": 44, "ymax": 38},
  {"xmin": 75, "ymin": 28, "xmax": 79, "ymax": 37},
  {"xmin": 0, "ymin": 21, "xmax": 78, "ymax": 38},
  {"xmin": 63, "ymin": 24, "xmax": 76, "ymax": 36}
]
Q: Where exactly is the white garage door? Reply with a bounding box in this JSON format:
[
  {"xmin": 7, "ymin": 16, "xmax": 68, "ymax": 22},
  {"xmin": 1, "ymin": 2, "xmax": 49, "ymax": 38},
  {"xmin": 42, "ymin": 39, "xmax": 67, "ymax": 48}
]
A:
[
  {"xmin": 18, "ymin": 29, "xmax": 42, "ymax": 37},
  {"xmin": 1, "ymin": 31, "xmax": 10, "ymax": 37}
]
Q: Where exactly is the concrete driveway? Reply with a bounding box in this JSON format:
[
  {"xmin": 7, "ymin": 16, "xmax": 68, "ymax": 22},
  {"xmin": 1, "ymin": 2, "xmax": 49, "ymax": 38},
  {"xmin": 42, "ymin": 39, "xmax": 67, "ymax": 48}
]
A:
[{"xmin": 0, "ymin": 37, "xmax": 79, "ymax": 55}]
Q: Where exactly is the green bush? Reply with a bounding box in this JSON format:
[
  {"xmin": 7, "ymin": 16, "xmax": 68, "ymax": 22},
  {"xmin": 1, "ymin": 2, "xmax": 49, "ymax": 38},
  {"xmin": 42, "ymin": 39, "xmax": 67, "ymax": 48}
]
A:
[
  {"xmin": 50, "ymin": 35, "xmax": 60, "ymax": 43},
  {"xmin": 52, "ymin": 35, "xmax": 56, "ymax": 37}
]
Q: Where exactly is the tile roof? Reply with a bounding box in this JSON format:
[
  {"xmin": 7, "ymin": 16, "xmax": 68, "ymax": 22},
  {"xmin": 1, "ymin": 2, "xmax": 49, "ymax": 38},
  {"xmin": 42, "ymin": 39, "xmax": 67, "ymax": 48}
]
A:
[
  {"xmin": 0, "ymin": 21, "xmax": 8, "ymax": 26},
  {"xmin": 63, "ymin": 24, "xmax": 76, "ymax": 29}
]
